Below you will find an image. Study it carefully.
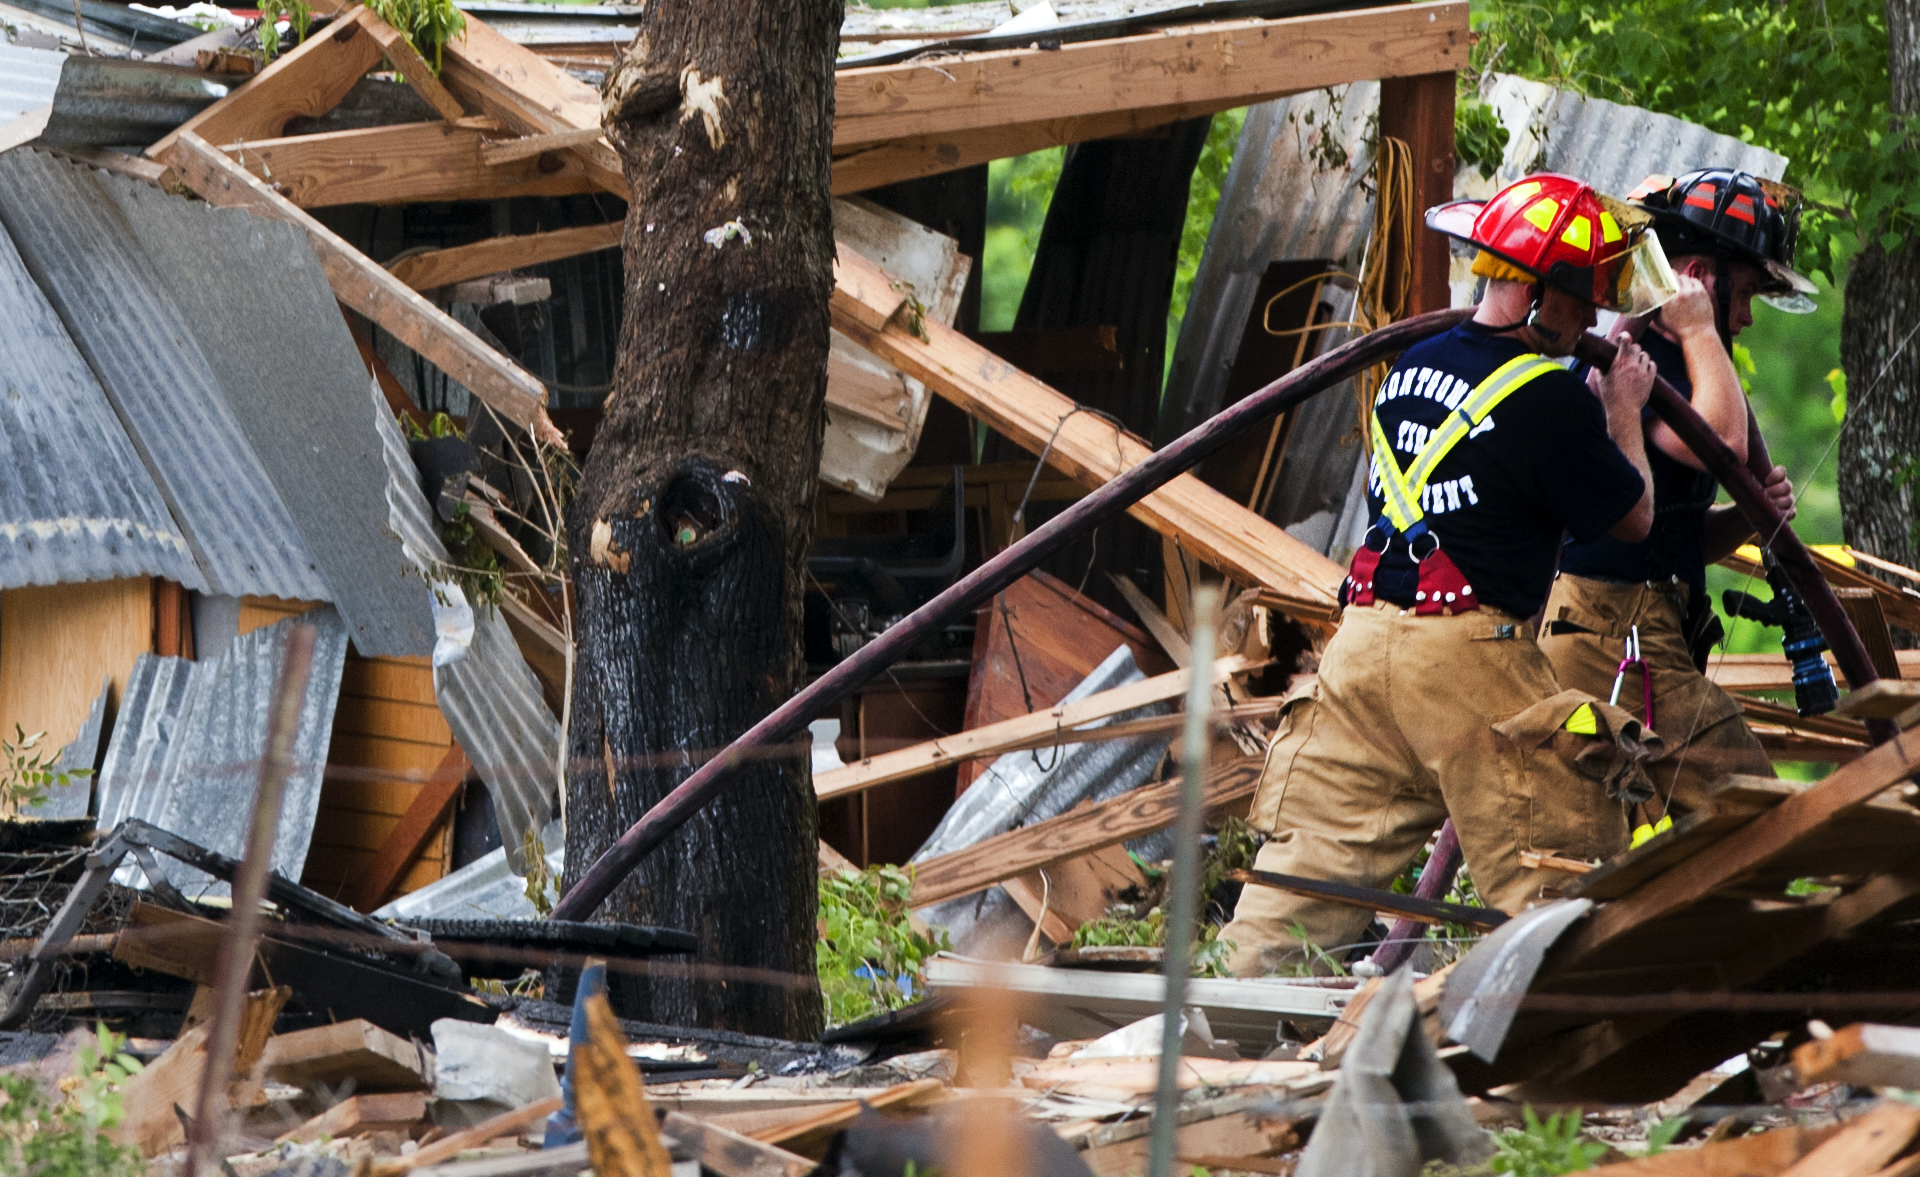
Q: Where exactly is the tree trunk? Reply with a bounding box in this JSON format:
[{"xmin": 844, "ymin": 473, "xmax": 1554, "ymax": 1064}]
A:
[
  {"xmin": 1839, "ymin": 0, "xmax": 1920, "ymax": 593},
  {"xmin": 563, "ymin": 0, "xmax": 840, "ymax": 1038}
]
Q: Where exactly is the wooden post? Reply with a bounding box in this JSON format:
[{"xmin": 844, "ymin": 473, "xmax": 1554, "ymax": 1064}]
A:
[{"xmin": 1377, "ymin": 72, "xmax": 1457, "ymax": 316}]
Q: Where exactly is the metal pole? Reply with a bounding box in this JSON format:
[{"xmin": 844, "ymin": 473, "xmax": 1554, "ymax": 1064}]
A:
[
  {"xmin": 550, "ymin": 308, "xmax": 1477, "ymax": 922},
  {"xmin": 184, "ymin": 624, "xmax": 317, "ymax": 1177},
  {"xmin": 1147, "ymin": 586, "xmax": 1217, "ymax": 1177}
]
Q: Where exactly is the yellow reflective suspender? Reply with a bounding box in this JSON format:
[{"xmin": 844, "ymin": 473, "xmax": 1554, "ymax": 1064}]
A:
[{"xmin": 1369, "ymin": 353, "xmax": 1566, "ymax": 534}]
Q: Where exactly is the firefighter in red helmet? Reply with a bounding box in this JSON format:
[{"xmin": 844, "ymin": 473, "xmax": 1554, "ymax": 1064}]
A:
[
  {"xmin": 1222, "ymin": 174, "xmax": 1678, "ymax": 975},
  {"xmin": 1541, "ymin": 170, "xmax": 1811, "ymax": 832}
]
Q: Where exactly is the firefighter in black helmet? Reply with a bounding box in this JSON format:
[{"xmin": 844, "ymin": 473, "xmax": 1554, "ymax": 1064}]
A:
[{"xmin": 1541, "ymin": 169, "xmax": 1814, "ymax": 828}]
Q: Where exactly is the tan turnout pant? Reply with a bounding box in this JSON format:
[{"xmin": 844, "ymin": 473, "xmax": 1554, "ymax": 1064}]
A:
[
  {"xmin": 1221, "ymin": 601, "xmax": 1654, "ymax": 977},
  {"xmin": 1539, "ymin": 574, "xmax": 1773, "ymax": 819}
]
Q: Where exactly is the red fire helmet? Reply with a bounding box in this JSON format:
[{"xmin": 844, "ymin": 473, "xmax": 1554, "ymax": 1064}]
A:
[{"xmin": 1427, "ymin": 173, "xmax": 1678, "ymax": 315}]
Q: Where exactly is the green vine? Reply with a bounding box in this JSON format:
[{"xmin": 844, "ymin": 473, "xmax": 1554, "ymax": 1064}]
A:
[
  {"xmin": 256, "ymin": 0, "xmax": 311, "ymax": 61},
  {"xmin": 368, "ymin": 0, "xmax": 468, "ymax": 74},
  {"xmin": 817, "ymin": 865, "xmax": 950, "ymax": 1027}
]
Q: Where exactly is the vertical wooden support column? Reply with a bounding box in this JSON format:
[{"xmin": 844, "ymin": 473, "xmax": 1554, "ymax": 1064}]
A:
[{"xmin": 1378, "ymin": 71, "xmax": 1457, "ymax": 315}]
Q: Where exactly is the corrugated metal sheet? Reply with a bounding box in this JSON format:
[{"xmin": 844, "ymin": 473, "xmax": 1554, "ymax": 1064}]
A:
[
  {"xmin": 374, "ymin": 383, "xmax": 563, "ymax": 874},
  {"xmin": 100, "ymin": 172, "xmax": 438, "ymax": 657},
  {"xmin": 0, "ymin": 205, "xmax": 201, "ymax": 589},
  {"xmin": 0, "ymin": 42, "xmax": 63, "ymax": 123},
  {"xmin": 40, "ymin": 57, "xmax": 228, "ymax": 149},
  {"xmin": 96, "ymin": 609, "xmax": 349, "ymax": 898},
  {"xmin": 0, "ymin": 149, "xmax": 330, "ymax": 602},
  {"xmin": 373, "ymin": 820, "xmax": 563, "ymax": 921}
]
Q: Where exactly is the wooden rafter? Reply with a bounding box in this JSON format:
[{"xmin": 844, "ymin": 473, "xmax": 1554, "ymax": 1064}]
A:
[
  {"xmin": 221, "ymin": 119, "xmax": 599, "ymax": 208},
  {"xmin": 165, "ymin": 131, "xmax": 562, "ymax": 444},
  {"xmin": 388, "ymin": 221, "xmax": 623, "ymax": 290},
  {"xmin": 358, "ymin": 11, "xmax": 466, "ymax": 122},
  {"xmin": 830, "ymin": 244, "xmax": 1344, "ymax": 616},
  {"xmin": 831, "ymin": 3, "xmax": 1467, "ymax": 152},
  {"xmin": 148, "ymin": 7, "xmax": 385, "ymax": 159}
]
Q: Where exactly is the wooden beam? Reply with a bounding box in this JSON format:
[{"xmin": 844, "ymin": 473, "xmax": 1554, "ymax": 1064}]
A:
[
  {"xmin": 831, "ymin": 100, "xmax": 1249, "ymax": 194},
  {"xmin": 830, "ymin": 244, "xmax": 1343, "ymax": 617},
  {"xmin": 352, "ymin": 745, "xmax": 469, "ymax": 912},
  {"xmin": 1710, "ymin": 651, "xmax": 1920, "ymax": 693},
  {"xmin": 359, "ymin": 13, "xmax": 466, "ymax": 122},
  {"xmin": 479, "ymin": 126, "xmax": 608, "ymax": 166},
  {"xmin": 166, "ymin": 131, "xmax": 561, "ymax": 445},
  {"xmin": 1557, "ymin": 725, "xmax": 1920, "ymax": 965},
  {"xmin": 220, "ymin": 119, "xmax": 597, "ymax": 208},
  {"xmin": 661, "ymin": 1112, "xmax": 816, "ymax": 1177},
  {"xmin": 832, "ymin": 3, "xmax": 1467, "ymax": 152},
  {"xmin": 814, "ymin": 656, "xmax": 1247, "ymax": 802},
  {"xmin": 437, "ymin": 15, "xmax": 627, "ymax": 195},
  {"xmin": 149, "ymin": 8, "xmax": 385, "ymax": 160},
  {"xmin": 1377, "ymin": 71, "xmax": 1455, "ymax": 315},
  {"xmin": 750, "ymin": 1080, "xmax": 945, "ymax": 1160},
  {"xmin": 908, "ymin": 757, "xmax": 1262, "ymax": 907},
  {"xmin": 389, "ymin": 220, "xmax": 623, "ymax": 291}
]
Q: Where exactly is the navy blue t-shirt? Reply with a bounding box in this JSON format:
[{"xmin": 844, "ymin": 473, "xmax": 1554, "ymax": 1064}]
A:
[
  {"xmin": 1366, "ymin": 322, "xmax": 1646, "ymax": 619},
  {"xmin": 1558, "ymin": 330, "xmax": 1720, "ymax": 602}
]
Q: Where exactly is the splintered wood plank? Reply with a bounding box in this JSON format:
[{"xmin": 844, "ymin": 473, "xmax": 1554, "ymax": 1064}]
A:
[
  {"xmin": 1557, "ymin": 731, "xmax": 1920, "ymax": 965},
  {"xmin": 909, "ymin": 757, "xmax": 1262, "ymax": 907},
  {"xmin": 1778, "ymin": 1102, "xmax": 1920, "ymax": 1177},
  {"xmin": 662, "ymin": 1112, "xmax": 816, "ymax": 1177},
  {"xmin": 149, "ymin": 8, "xmax": 384, "ymax": 159},
  {"xmin": 1836, "ymin": 679, "xmax": 1920, "ymax": 720},
  {"xmin": 833, "ymin": 3, "xmax": 1466, "ymax": 150},
  {"xmin": 830, "ymin": 245, "xmax": 1343, "ymax": 617},
  {"xmin": 166, "ymin": 131, "xmax": 559, "ymax": 444},
  {"xmin": 221, "ymin": 120, "xmax": 597, "ymax": 208},
  {"xmin": 816, "ymin": 657, "xmax": 1239, "ymax": 803},
  {"xmin": 479, "ymin": 125, "xmax": 608, "ymax": 165},
  {"xmin": 751, "ymin": 1079, "xmax": 945, "ymax": 1160},
  {"xmin": 389, "ymin": 220, "xmax": 623, "ymax": 290},
  {"xmin": 437, "ymin": 15, "xmax": 626, "ymax": 194},
  {"xmin": 1595, "ymin": 1123, "xmax": 1841, "ymax": 1175},
  {"xmin": 576, "ymin": 995, "xmax": 674, "ymax": 1177},
  {"xmin": 277, "ymin": 1091, "xmax": 429, "ymax": 1144}
]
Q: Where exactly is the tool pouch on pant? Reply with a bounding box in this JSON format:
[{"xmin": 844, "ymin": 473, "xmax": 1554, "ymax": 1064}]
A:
[{"xmin": 1493, "ymin": 689, "xmax": 1664, "ymax": 807}]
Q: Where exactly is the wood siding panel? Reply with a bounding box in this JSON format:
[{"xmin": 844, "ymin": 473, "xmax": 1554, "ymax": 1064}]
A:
[{"xmin": 0, "ymin": 579, "xmax": 153, "ymax": 758}]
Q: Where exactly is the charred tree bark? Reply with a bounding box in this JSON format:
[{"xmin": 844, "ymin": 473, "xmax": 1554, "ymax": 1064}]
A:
[
  {"xmin": 1840, "ymin": 0, "xmax": 1920, "ymax": 600},
  {"xmin": 563, "ymin": 0, "xmax": 840, "ymax": 1037}
]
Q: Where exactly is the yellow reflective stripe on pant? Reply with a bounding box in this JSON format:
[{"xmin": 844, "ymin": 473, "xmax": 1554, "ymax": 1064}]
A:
[{"xmin": 1372, "ymin": 353, "xmax": 1564, "ymax": 535}]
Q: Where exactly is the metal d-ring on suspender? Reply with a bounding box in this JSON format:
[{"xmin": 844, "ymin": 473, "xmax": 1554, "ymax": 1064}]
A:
[{"xmin": 1342, "ymin": 353, "xmax": 1565, "ymax": 615}]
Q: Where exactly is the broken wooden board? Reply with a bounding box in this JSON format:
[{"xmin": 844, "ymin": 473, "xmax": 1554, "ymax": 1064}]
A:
[
  {"xmin": 909, "ymin": 757, "xmax": 1261, "ymax": 908},
  {"xmin": 1555, "ymin": 728, "xmax": 1920, "ymax": 965},
  {"xmin": 816, "ymin": 656, "xmax": 1242, "ymax": 803},
  {"xmin": 954, "ymin": 570, "xmax": 1177, "ymax": 795},
  {"xmin": 116, "ymin": 987, "xmax": 290, "ymax": 1156},
  {"xmin": 389, "ymin": 221, "xmax": 623, "ymax": 291},
  {"xmin": 831, "ymin": 2, "xmax": 1468, "ymax": 157},
  {"xmin": 1019, "ymin": 1056, "xmax": 1318, "ymax": 1102},
  {"xmin": 751, "ymin": 1078, "xmax": 945, "ymax": 1160},
  {"xmin": 165, "ymin": 131, "xmax": 560, "ymax": 445},
  {"xmin": 1795, "ymin": 1023, "xmax": 1920, "ymax": 1090},
  {"xmin": 220, "ymin": 119, "xmax": 598, "ymax": 208},
  {"xmin": 831, "ymin": 244, "xmax": 1344, "ymax": 618},
  {"xmin": 364, "ymin": 1095, "xmax": 563, "ymax": 1176},
  {"xmin": 276, "ymin": 1091, "xmax": 430, "ymax": 1144},
  {"xmin": 259, "ymin": 1019, "xmax": 434, "ymax": 1092},
  {"xmin": 662, "ymin": 1112, "xmax": 816, "ymax": 1177},
  {"xmin": 1594, "ymin": 1122, "xmax": 1842, "ymax": 1175},
  {"xmin": 1835, "ymin": 679, "xmax": 1920, "ymax": 721},
  {"xmin": 1778, "ymin": 1102, "xmax": 1920, "ymax": 1177}
]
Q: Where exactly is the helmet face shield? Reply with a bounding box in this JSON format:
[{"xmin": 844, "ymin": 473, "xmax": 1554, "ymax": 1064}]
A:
[{"xmin": 1601, "ymin": 231, "xmax": 1680, "ymax": 316}]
